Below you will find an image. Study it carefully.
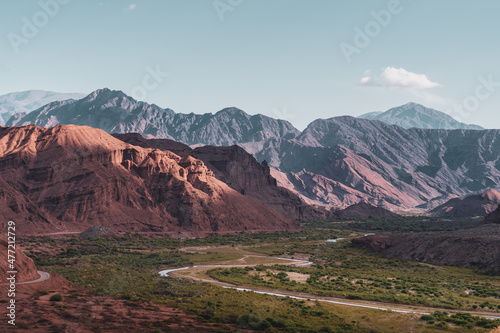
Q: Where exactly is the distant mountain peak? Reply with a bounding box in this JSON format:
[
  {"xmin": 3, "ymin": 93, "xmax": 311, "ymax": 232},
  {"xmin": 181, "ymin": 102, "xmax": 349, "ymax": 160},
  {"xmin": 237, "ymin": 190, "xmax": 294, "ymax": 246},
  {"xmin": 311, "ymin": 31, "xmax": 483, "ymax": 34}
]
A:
[
  {"xmin": 0, "ymin": 90, "xmax": 85, "ymax": 126},
  {"xmin": 85, "ymin": 88, "xmax": 128, "ymax": 102},
  {"xmin": 215, "ymin": 107, "xmax": 249, "ymax": 117},
  {"xmin": 359, "ymin": 103, "xmax": 484, "ymax": 130}
]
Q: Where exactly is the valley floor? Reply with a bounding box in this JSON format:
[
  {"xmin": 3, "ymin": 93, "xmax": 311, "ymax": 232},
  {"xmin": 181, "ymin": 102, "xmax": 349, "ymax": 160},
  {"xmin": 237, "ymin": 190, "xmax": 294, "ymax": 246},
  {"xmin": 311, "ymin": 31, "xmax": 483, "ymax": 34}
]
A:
[{"xmin": 4, "ymin": 216, "xmax": 500, "ymax": 332}]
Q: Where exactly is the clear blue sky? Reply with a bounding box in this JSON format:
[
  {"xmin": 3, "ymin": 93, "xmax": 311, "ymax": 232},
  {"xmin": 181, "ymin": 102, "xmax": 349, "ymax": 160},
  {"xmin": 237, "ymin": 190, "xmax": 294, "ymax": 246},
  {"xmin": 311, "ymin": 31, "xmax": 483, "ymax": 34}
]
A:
[{"xmin": 1, "ymin": 0, "xmax": 499, "ymax": 129}]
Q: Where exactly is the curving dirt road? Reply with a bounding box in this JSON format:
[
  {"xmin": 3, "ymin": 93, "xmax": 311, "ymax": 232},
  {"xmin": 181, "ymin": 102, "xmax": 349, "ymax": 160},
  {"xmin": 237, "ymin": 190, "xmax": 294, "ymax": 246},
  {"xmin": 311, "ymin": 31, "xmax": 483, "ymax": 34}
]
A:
[{"xmin": 159, "ymin": 252, "xmax": 500, "ymax": 320}]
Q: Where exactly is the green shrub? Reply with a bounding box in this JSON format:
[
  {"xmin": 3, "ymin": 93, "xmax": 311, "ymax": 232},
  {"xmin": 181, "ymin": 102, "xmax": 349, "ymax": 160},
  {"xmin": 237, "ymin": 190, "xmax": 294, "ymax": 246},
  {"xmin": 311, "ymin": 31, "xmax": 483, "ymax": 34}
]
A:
[{"xmin": 50, "ymin": 294, "xmax": 63, "ymax": 302}]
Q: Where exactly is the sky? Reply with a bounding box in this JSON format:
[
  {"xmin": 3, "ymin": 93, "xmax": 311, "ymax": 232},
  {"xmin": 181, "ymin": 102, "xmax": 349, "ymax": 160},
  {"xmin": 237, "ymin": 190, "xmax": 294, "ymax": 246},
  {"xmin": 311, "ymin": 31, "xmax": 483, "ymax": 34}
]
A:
[{"xmin": 0, "ymin": 0, "xmax": 499, "ymax": 130}]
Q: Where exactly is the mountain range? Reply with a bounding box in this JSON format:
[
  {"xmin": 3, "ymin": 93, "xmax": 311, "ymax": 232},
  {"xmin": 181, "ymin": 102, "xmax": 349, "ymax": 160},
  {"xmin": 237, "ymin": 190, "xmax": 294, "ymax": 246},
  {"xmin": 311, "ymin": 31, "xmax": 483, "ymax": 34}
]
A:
[
  {"xmin": 4, "ymin": 89, "xmax": 499, "ymax": 213},
  {"xmin": 7, "ymin": 89, "xmax": 299, "ymax": 146},
  {"xmin": 0, "ymin": 90, "xmax": 84, "ymax": 126}
]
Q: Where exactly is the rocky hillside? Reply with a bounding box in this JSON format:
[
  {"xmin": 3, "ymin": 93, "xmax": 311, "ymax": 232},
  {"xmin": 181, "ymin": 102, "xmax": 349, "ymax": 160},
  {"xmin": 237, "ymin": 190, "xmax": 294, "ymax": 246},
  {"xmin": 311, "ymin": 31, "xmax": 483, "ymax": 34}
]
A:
[
  {"xmin": 359, "ymin": 102, "xmax": 484, "ymax": 130},
  {"xmin": 0, "ymin": 125, "xmax": 298, "ymax": 235},
  {"xmin": 430, "ymin": 189, "xmax": 500, "ymax": 217},
  {"xmin": 0, "ymin": 236, "xmax": 40, "ymax": 282},
  {"xmin": 256, "ymin": 116, "xmax": 500, "ymax": 212},
  {"xmin": 335, "ymin": 202, "xmax": 399, "ymax": 219},
  {"xmin": 113, "ymin": 133, "xmax": 331, "ymax": 220},
  {"xmin": 482, "ymin": 205, "xmax": 500, "ymax": 225},
  {"xmin": 0, "ymin": 90, "xmax": 84, "ymax": 126},
  {"xmin": 352, "ymin": 223, "xmax": 500, "ymax": 274}
]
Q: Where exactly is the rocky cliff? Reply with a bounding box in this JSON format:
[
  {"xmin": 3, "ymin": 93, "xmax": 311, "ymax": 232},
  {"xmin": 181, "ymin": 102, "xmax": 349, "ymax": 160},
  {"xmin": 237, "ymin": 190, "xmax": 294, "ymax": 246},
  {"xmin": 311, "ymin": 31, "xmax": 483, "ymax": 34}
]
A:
[{"xmin": 0, "ymin": 125, "xmax": 298, "ymax": 235}]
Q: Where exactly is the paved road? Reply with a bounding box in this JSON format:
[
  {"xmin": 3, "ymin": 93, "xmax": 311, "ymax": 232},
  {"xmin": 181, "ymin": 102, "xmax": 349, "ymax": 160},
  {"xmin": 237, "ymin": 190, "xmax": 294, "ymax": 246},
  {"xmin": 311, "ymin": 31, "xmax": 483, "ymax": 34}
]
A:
[
  {"xmin": 1, "ymin": 270, "xmax": 50, "ymax": 285},
  {"xmin": 18, "ymin": 270, "xmax": 50, "ymax": 285}
]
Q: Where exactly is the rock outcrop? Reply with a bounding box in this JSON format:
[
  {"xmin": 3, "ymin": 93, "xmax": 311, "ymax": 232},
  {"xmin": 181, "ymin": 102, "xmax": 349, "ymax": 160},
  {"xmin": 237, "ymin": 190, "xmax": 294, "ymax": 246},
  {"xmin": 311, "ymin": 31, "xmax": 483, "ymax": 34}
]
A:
[{"xmin": 0, "ymin": 125, "xmax": 298, "ymax": 235}]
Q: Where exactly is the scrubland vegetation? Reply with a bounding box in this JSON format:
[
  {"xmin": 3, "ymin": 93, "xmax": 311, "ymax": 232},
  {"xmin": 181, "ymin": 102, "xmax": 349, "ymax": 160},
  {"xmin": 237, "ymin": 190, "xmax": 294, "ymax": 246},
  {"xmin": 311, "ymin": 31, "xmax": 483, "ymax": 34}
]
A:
[{"xmin": 22, "ymin": 218, "xmax": 500, "ymax": 332}]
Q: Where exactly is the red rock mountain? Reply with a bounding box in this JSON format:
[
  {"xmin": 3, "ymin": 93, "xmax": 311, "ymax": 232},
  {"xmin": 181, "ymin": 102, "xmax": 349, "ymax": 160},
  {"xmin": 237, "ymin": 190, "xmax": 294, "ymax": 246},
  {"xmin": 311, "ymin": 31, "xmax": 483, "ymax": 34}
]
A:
[
  {"xmin": 113, "ymin": 133, "xmax": 332, "ymax": 220},
  {"xmin": 430, "ymin": 189, "xmax": 500, "ymax": 217},
  {"xmin": 0, "ymin": 125, "xmax": 298, "ymax": 235}
]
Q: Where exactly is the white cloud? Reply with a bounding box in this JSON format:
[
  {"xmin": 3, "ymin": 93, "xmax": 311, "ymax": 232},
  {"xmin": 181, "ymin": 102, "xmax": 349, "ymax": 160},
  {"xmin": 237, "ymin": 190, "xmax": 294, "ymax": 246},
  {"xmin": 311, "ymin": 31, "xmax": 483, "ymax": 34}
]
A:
[
  {"xmin": 360, "ymin": 67, "xmax": 442, "ymax": 90},
  {"xmin": 127, "ymin": 4, "xmax": 136, "ymax": 10}
]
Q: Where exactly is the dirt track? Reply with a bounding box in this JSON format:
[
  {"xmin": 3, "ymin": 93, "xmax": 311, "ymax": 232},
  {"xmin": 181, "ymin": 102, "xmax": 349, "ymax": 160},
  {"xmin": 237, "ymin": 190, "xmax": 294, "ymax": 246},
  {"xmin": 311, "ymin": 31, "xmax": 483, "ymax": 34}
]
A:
[{"xmin": 160, "ymin": 248, "xmax": 500, "ymax": 321}]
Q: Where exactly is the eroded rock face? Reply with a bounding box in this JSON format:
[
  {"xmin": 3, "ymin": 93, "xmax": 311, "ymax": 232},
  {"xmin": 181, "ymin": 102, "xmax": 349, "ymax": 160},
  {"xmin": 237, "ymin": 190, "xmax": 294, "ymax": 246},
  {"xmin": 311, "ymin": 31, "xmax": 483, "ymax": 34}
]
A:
[
  {"xmin": 113, "ymin": 134, "xmax": 332, "ymax": 220},
  {"xmin": 0, "ymin": 236, "xmax": 39, "ymax": 282},
  {"xmin": 0, "ymin": 125, "xmax": 298, "ymax": 235}
]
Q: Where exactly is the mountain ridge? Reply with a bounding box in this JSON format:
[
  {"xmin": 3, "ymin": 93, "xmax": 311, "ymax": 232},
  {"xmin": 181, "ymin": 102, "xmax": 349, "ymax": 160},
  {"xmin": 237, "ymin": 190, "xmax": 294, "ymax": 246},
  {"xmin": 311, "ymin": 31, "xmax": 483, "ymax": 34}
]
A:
[
  {"xmin": 7, "ymin": 88, "xmax": 300, "ymax": 146},
  {"xmin": 5, "ymin": 89, "xmax": 499, "ymax": 212},
  {"xmin": 359, "ymin": 102, "xmax": 484, "ymax": 130}
]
